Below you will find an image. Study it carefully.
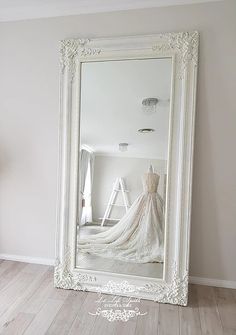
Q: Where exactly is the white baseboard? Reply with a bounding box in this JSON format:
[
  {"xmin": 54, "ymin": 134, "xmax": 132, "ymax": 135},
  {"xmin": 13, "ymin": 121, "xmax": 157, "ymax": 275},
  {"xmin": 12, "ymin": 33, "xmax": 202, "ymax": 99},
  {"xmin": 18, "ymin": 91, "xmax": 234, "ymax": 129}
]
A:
[
  {"xmin": 0, "ymin": 254, "xmax": 55, "ymax": 266},
  {"xmin": 0, "ymin": 254, "xmax": 235, "ymax": 289},
  {"xmin": 190, "ymin": 276, "xmax": 236, "ymax": 289}
]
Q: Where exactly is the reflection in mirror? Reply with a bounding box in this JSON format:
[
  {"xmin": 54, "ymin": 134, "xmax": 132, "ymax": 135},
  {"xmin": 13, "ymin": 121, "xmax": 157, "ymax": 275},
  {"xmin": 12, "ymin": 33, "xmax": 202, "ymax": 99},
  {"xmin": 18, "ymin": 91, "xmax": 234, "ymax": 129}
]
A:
[{"xmin": 76, "ymin": 58, "xmax": 172, "ymax": 279}]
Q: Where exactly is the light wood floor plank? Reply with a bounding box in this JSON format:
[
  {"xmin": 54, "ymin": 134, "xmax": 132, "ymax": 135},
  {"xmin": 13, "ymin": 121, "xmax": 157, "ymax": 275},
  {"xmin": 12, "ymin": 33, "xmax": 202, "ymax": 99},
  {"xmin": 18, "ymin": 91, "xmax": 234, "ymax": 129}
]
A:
[
  {"xmin": 21, "ymin": 268, "xmax": 70, "ymax": 314},
  {"xmin": 197, "ymin": 285, "xmax": 224, "ymax": 335},
  {"xmin": 135, "ymin": 299, "xmax": 159, "ymax": 335},
  {"xmin": 179, "ymin": 284, "xmax": 202, "ymax": 335},
  {"xmin": 0, "ymin": 260, "xmax": 20, "ymax": 278},
  {"xmin": 90, "ymin": 315, "xmax": 137, "ymax": 335},
  {"xmin": 48, "ymin": 285, "xmax": 71, "ymax": 301},
  {"xmin": 45, "ymin": 290, "xmax": 88, "ymax": 334},
  {"xmin": 0, "ymin": 269, "xmax": 36, "ymax": 317},
  {"xmin": 68, "ymin": 292, "xmax": 99, "ymax": 335},
  {"xmin": 214, "ymin": 287, "xmax": 236, "ymax": 335},
  {"xmin": 22, "ymin": 263, "xmax": 50, "ymax": 275},
  {"xmin": 110, "ymin": 319, "xmax": 137, "ymax": 335},
  {"xmin": 23, "ymin": 299, "xmax": 65, "ymax": 335},
  {"xmin": 1, "ymin": 312, "xmax": 35, "ymax": 335},
  {"xmin": 158, "ymin": 302, "xmax": 180, "ymax": 335},
  {"xmin": 231, "ymin": 289, "xmax": 236, "ymax": 302},
  {"xmin": 0, "ymin": 261, "xmax": 27, "ymax": 291},
  {"xmin": 0, "ymin": 265, "xmax": 50, "ymax": 332},
  {"xmin": 22, "ymin": 268, "xmax": 55, "ymax": 314}
]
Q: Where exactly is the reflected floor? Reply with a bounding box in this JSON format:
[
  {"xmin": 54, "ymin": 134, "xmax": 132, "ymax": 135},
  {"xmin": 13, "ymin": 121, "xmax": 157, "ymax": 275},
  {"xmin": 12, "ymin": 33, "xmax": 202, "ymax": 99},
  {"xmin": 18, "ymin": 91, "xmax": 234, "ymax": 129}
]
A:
[{"xmin": 76, "ymin": 223, "xmax": 163, "ymax": 279}]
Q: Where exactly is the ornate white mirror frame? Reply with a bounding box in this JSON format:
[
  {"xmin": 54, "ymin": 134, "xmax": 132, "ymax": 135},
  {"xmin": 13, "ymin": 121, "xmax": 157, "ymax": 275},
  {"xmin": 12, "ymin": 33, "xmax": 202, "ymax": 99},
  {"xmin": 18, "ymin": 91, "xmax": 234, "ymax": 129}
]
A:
[{"xmin": 54, "ymin": 32, "xmax": 199, "ymax": 306}]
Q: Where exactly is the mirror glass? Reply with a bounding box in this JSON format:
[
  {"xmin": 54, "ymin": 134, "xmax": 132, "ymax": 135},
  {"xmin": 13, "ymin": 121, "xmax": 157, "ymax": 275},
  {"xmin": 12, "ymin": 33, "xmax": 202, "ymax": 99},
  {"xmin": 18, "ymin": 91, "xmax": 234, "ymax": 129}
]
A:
[{"xmin": 76, "ymin": 57, "xmax": 172, "ymax": 279}]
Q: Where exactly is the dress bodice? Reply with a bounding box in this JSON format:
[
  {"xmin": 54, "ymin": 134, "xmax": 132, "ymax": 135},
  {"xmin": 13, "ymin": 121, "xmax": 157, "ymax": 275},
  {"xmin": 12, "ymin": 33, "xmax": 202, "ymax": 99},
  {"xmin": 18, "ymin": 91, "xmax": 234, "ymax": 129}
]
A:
[{"xmin": 142, "ymin": 172, "xmax": 160, "ymax": 193}]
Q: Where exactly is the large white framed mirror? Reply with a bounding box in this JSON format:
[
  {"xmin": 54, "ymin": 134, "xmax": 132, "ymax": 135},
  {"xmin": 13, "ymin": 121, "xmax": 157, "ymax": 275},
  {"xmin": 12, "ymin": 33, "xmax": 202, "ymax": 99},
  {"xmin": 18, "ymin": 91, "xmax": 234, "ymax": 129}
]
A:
[{"xmin": 55, "ymin": 32, "xmax": 199, "ymax": 306}]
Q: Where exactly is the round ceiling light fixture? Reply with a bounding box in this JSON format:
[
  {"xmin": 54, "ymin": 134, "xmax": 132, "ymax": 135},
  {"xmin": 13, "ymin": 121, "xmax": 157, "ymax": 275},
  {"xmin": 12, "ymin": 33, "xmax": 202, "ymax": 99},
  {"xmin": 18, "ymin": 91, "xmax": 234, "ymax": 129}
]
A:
[
  {"xmin": 142, "ymin": 97, "xmax": 159, "ymax": 114},
  {"xmin": 138, "ymin": 128, "xmax": 155, "ymax": 133}
]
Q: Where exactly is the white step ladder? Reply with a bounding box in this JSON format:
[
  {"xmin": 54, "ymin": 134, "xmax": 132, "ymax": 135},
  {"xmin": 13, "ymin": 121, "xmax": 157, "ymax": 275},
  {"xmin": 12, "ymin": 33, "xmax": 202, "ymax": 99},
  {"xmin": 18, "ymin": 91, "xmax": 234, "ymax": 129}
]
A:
[{"xmin": 99, "ymin": 178, "xmax": 130, "ymax": 226}]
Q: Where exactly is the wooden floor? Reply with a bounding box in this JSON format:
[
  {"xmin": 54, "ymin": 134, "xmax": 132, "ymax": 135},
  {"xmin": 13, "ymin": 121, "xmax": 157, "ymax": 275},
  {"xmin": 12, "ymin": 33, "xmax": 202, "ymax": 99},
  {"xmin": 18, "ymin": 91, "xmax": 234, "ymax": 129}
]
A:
[{"xmin": 0, "ymin": 260, "xmax": 236, "ymax": 335}]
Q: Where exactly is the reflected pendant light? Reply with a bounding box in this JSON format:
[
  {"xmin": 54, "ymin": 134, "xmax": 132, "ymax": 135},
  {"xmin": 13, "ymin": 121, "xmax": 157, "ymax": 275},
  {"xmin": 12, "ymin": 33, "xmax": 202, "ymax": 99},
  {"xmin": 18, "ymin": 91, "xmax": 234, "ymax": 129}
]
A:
[
  {"xmin": 142, "ymin": 97, "xmax": 159, "ymax": 114},
  {"xmin": 119, "ymin": 143, "xmax": 128, "ymax": 152}
]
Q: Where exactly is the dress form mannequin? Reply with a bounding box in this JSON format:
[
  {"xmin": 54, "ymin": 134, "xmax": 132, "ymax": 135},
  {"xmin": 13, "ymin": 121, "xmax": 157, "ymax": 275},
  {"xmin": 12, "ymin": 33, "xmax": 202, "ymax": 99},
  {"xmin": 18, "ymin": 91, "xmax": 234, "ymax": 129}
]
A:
[{"xmin": 148, "ymin": 164, "xmax": 154, "ymax": 173}]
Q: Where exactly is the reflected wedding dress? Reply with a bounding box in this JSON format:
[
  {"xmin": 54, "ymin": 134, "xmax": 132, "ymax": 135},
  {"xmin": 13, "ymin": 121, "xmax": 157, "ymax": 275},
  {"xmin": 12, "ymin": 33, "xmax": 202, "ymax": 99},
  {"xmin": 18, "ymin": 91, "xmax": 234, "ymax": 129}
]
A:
[{"xmin": 77, "ymin": 167, "xmax": 164, "ymax": 263}]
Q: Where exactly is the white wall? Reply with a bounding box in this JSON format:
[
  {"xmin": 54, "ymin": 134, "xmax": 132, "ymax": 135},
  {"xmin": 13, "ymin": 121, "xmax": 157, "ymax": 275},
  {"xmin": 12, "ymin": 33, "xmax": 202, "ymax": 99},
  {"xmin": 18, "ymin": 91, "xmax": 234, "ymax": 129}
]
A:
[
  {"xmin": 92, "ymin": 155, "xmax": 166, "ymax": 222},
  {"xmin": 0, "ymin": 0, "xmax": 236, "ymax": 281}
]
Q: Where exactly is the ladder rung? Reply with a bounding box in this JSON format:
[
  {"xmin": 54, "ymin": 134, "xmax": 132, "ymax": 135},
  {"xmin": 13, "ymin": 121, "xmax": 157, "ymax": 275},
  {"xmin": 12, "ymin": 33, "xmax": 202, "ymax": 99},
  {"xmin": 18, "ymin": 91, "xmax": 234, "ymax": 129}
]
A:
[
  {"xmin": 110, "ymin": 204, "xmax": 130, "ymax": 207},
  {"xmin": 114, "ymin": 188, "xmax": 129, "ymax": 192},
  {"xmin": 98, "ymin": 218, "xmax": 120, "ymax": 221}
]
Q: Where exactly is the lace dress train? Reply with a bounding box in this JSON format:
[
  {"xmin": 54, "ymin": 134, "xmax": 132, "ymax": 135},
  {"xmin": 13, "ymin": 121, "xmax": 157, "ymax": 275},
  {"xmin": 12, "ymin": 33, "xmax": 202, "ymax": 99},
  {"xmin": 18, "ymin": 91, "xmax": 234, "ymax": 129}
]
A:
[{"xmin": 77, "ymin": 172, "xmax": 164, "ymax": 263}]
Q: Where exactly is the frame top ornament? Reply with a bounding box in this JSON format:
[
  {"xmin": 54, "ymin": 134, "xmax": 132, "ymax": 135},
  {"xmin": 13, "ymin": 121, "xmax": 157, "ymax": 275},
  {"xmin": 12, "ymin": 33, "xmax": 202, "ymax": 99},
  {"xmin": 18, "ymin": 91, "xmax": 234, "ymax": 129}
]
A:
[
  {"xmin": 60, "ymin": 31, "xmax": 198, "ymax": 79},
  {"xmin": 152, "ymin": 31, "xmax": 199, "ymax": 78},
  {"xmin": 60, "ymin": 38, "xmax": 101, "ymax": 75}
]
